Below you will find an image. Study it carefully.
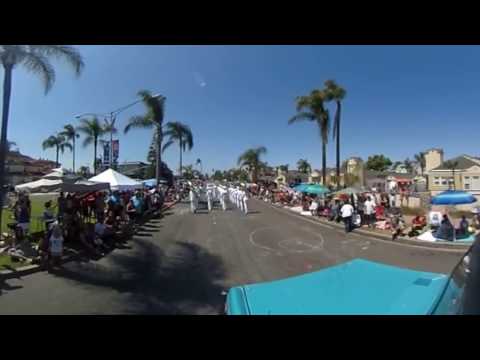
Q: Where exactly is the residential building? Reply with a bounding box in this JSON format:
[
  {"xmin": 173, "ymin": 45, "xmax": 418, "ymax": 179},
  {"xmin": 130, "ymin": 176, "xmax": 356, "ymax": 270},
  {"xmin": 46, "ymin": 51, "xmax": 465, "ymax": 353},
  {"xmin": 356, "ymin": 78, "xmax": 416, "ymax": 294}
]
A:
[
  {"xmin": 5, "ymin": 150, "xmax": 57, "ymax": 186},
  {"xmin": 427, "ymin": 155, "xmax": 480, "ymax": 200},
  {"xmin": 275, "ymin": 168, "xmax": 309, "ymax": 186}
]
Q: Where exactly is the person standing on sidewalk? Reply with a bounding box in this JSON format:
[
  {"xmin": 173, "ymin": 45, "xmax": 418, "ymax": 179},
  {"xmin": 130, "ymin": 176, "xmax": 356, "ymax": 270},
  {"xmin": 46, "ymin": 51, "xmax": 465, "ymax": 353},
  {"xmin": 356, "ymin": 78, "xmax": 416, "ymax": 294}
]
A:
[
  {"xmin": 364, "ymin": 196, "xmax": 376, "ymax": 228},
  {"xmin": 340, "ymin": 201, "xmax": 354, "ymax": 233}
]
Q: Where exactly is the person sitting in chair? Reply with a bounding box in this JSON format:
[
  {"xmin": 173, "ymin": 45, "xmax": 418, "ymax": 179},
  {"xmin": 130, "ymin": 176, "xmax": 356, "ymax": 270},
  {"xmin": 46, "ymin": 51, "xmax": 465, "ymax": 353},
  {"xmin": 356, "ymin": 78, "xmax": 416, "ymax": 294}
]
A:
[
  {"xmin": 458, "ymin": 215, "xmax": 470, "ymax": 237},
  {"xmin": 412, "ymin": 214, "xmax": 427, "ymax": 231},
  {"xmin": 435, "ymin": 214, "xmax": 454, "ymax": 241}
]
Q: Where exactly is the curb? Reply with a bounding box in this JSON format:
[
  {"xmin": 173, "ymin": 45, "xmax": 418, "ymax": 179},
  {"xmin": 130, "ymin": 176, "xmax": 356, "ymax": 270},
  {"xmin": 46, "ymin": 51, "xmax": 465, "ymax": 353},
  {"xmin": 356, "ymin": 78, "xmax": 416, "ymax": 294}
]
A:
[
  {"xmin": 264, "ymin": 201, "xmax": 472, "ymax": 253},
  {"xmin": 1, "ymin": 201, "xmax": 179, "ymax": 281}
]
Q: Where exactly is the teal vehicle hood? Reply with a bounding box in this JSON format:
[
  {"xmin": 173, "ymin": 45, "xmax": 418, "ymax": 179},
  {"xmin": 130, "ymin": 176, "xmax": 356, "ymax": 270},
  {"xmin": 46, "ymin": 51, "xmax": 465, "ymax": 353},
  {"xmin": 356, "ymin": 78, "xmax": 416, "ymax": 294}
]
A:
[{"xmin": 226, "ymin": 259, "xmax": 449, "ymax": 315}]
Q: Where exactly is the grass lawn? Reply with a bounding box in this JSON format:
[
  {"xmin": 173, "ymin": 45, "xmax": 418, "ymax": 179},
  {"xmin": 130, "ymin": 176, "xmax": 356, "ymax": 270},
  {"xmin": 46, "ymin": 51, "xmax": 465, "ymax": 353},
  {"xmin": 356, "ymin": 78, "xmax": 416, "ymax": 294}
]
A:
[
  {"xmin": 0, "ymin": 253, "xmax": 29, "ymax": 270},
  {"xmin": 1, "ymin": 194, "xmax": 58, "ymax": 235}
]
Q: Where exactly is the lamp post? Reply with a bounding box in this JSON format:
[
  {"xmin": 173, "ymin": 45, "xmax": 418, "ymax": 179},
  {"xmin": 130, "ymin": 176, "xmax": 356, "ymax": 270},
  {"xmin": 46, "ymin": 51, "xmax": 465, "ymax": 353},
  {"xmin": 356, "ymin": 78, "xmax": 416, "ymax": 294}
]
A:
[{"xmin": 75, "ymin": 93, "xmax": 163, "ymax": 172}]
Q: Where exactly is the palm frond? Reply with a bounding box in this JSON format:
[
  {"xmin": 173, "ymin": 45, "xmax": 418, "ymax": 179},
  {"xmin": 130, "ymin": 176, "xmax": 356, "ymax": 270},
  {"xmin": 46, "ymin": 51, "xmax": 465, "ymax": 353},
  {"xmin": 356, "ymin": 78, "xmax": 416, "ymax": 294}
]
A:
[
  {"xmin": 63, "ymin": 142, "xmax": 73, "ymax": 152},
  {"xmin": 29, "ymin": 45, "xmax": 84, "ymax": 76},
  {"xmin": 288, "ymin": 112, "xmax": 315, "ymax": 125},
  {"xmin": 22, "ymin": 51, "xmax": 55, "ymax": 94},
  {"xmin": 124, "ymin": 116, "xmax": 153, "ymax": 134},
  {"xmin": 82, "ymin": 136, "xmax": 93, "ymax": 148},
  {"xmin": 162, "ymin": 140, "xmax": 174, "ymax": 153}
]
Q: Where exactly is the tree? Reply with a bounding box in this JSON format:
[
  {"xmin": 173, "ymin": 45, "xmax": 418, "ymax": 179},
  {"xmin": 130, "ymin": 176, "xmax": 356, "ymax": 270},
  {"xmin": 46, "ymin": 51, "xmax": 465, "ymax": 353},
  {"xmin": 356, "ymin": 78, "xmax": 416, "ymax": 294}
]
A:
[
  {"xmin": 103, "ymin": 118, "xmax": 118, "ymax": 168},
  {"xmin": 444, "ymin": 160, "xmax": 459, "ymax": 190},
  {"xmin": 0, "ymin": 45, "xmax": 83, "ymax": 234},
  {"xmin": 124, "ymin": 90, "xmax": 166, "ymax": 185},
  {"xmin": 78, "ymin": 166, "xmax": 89, "ymax": 177},
  {"xmin": 414, "ymin": 152, "xmax": 426, "ymax": 176},
  {"xmin": 213, "ymin": 170, "xmax": 224, "ymax": 181},
  {"xmin": 196, "ymin": 158, "xmax": 203, "ymax": 174},
  {"xmin": 77, "ymin": 117, "xmax": 105, "ymax": 175},
  {"xmin": 403, "ymin": 157, "xmax": 414, "ymax": 173},
  {"xmin": 297, "ymin": 159, "xmax": 311, "ymax": 174},
  {"xmin": 42, "ymin": 134, "xmax": 72, "ymax": 168},
  {"xmin": 289, "ymin": 89, "xmax": 330, "ymax": 185},
  {"xmin": 324, "ymin": 80, "xmax": 346, "ymax": 190},
  {"xmin": 237, "ymin": 146, "xmax": 267, "ymax": 183},
  {"xmin": 182, "ymin": 165, "xmax": 194, "ymax": 180},
  {"xmin": 279, "ymin": 164, "xmax": 289, "ymax": 172},
  {"xmin": 391, "ymin": 161, "xmax": 402, "ymax": 172},
  {"xmin": 366, "ymin": 154, "xmax": 392, "ymax": 172},
  {"xmin": 60, "ymin": 124, "xmax": 80, "ymax": 172},
  {"xmin": 162, "ymin": 121, "xmax": 194, "ymax": 176}
]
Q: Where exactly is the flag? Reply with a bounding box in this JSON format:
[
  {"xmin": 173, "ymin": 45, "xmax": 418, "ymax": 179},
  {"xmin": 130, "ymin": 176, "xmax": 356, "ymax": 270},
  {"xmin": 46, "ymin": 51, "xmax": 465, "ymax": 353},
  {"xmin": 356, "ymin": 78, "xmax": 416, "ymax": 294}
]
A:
[
  {"xmin": 103, "ymin": 142, "xmax": 110, "ymax": 165},
  {"xmin": 112, "ymin": 140, "xmax": 119, "ymax": 160}
]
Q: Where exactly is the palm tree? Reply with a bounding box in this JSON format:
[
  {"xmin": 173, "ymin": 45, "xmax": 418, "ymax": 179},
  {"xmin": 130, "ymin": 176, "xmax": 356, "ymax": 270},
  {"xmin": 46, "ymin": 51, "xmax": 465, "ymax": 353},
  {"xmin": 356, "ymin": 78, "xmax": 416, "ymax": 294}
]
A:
[
  {"xmin": 60, "ymin": 124, "xmax": 80, "ymax": 172},
  {"xmin": 237, "ymin": 146, "xmax": 267, "ymax": 183},
  {"xmin": 324, "ymin": 80, "xmax": 346, "ymax": 190},
  {"xmin": 103, "ymin": 118, "xmax": 118, "ymax": 168},
  {"xmin": 403, "ymin": 158, "xmax": 414, "ymax": 174},
  {"xmin": 77, "ymin": 117, "xmax": 105, "ymax": 175},
  {"xmin": 196, "ymin": 158, "xmax": 203, "ymax": 174},
  {"xmin": 414, "ymin": 152, "xmax": 426, "ymax": 176},
  {"xmin": 42, "ymin": 134, "xmax": 72, "ymax": 168},
  {"xmin": 124, "ymin": 90, "xmax": 166, "ymax": 184},
  {"xmin": 182, "ymin": 165, "xmax": 194, "ymax": 180},
  {"xmin": 444, "ymin": 160, "xmax": 459, "ymax": 190},
  {"xmin": 289, "ymin": 89, "xmax": 330, "ymax": 185},
  {"xmin": 162, "ymin": 121, "xmax": 194, "ymax": 176},
  {"xmin": 0, "ymin": 45, "xmax": 83, "ymax": 233},
  {"xmin": 297, "ymin": 159, "xmax": 311, "ymax": 174}
]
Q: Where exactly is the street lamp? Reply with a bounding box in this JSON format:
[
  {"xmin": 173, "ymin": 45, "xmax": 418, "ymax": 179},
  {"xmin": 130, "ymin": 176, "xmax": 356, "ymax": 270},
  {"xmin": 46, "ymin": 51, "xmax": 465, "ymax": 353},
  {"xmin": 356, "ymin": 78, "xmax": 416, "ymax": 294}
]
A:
[{"xmin": 74, "ymin": 93, "xmax": 165, "ymax": 171}]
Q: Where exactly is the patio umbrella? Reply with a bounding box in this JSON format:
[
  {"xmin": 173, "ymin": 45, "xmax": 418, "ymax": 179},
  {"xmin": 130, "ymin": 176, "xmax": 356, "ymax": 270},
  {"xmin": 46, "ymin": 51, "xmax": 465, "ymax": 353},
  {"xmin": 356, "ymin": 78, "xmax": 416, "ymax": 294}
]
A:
[
  {"xmin": 430, "ymin": 190, "xmax": 477, "ymax": 242},
  {"xmin": 302, "ymin": 184, "xmax": 330, "ymax": 195},
  {"xmin": 431, "ymin": 190, "xmax": 477, "ymax": 205},
  {"xmin": 293, "ymin": 183, "xmax": 310, "ymax": 193}
]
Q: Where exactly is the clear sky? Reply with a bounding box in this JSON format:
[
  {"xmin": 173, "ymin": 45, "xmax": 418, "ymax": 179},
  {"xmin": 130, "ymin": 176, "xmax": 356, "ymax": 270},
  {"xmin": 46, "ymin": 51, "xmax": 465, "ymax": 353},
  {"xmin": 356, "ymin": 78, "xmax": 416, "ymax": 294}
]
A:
[{"xmin": 3, "ymin": 45, "xmax": 480, "ymax": 174}]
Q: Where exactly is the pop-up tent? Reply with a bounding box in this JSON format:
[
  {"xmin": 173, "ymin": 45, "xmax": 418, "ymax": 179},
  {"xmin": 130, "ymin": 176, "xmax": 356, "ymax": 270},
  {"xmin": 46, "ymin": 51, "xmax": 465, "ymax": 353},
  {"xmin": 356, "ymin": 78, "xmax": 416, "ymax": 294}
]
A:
[
  {"xmin": 15, "ymin": 167, "xmax": 110, "ymax": 193},
  {"xmin": 89, "ymin": 168, "xmax": 142, "ymax": 191}
]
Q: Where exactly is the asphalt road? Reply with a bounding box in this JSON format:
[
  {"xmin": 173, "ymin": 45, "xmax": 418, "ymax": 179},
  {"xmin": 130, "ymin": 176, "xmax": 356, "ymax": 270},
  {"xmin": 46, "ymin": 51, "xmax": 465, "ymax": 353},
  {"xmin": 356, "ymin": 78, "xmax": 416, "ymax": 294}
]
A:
[{"xmin": 0, "ymin": 199, "xmax": 466, "ymax": 314}]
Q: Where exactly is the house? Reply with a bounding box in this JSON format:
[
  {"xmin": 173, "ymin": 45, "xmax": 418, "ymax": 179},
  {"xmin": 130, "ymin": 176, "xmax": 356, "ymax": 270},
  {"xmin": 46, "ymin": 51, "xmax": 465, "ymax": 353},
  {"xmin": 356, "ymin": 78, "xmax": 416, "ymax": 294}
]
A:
[
  {"xmin": 275, "ymin": 168, "xmax": 309, "ymax": 186},
  {"xmin": 391, "ymin": 163, "xmax": 409, "ymax": 174},
  {"xmin": 309, "ymin": 168, "xmax": 346, "ymax": 187},
  {"xmin": 5, "ymin": 150, "xmax": 57, "ymax": 186},
  {"xmin": 427, "ymin": 153, "xmax": 480, "ymax": 199}
]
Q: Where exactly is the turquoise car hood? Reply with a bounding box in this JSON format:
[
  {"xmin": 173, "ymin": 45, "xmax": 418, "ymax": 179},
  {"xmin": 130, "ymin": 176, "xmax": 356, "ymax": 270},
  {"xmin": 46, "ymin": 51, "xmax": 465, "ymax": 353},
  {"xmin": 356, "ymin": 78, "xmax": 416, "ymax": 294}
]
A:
[{"xmin": 226, "ymin": 259, "xmax": 449, "ymax": 315}]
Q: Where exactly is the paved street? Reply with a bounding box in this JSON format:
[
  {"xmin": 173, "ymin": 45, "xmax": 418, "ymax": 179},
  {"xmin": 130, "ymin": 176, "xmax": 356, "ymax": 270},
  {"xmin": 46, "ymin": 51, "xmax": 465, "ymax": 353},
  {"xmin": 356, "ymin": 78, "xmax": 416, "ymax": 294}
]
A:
[{"xmin": 0, "ymin": 199, "xmax": 466, "ymax": 314}]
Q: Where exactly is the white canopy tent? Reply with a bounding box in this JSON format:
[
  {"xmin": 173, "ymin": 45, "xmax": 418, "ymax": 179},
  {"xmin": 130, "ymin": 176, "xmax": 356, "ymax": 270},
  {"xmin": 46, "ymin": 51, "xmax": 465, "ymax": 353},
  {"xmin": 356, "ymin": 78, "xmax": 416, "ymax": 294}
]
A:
[{"xmin": 89, "ymin": 168, "xmax": 143, "ymax": 191}]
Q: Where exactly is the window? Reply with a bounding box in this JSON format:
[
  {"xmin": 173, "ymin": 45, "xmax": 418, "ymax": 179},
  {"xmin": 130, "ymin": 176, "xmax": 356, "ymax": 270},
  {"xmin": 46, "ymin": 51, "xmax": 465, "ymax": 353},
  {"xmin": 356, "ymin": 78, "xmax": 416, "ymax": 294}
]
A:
[
  {"xmin": 474, "ymin": 176, "xmax": 479, "ymax": 180},
  {"xmin": 465, "ymin": 184, "xmax": 471, "ymax": 190},
  {"xmin": 434, "ymin": 176, "xmax": 440, "ymax": 185},
  {"xmin": 464, "ymin": 176, "xmax": 470, "ymax": 180},
  {"xmin": 441, "ymin": 178, "xmax": 448, "ymax": 186}
]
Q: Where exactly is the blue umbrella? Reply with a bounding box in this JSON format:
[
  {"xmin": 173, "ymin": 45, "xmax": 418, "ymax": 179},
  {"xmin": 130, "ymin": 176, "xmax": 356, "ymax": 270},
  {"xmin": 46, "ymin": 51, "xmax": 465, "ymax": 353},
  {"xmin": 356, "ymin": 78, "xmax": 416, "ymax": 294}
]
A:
[
  {"xmin": 293, "ymin": 183, "xmax": 310, "ymax": 192},
  {"xmin": 302, "ymin": 184, "xmax": 330, "ymax": 195},
  {"xmin": 431, "ymin": 190, "xmax": 477, "ymax": 205}
]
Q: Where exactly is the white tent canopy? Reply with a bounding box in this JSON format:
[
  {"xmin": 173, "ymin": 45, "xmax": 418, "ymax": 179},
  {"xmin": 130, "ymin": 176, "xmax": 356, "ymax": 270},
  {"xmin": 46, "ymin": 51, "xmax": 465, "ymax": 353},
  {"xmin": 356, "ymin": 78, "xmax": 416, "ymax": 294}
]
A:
[
  {"xmin": 15, "ymin": 178, "xmax": 110, "ymax": 193},
  {"xmin": 89, "ymin": 169, "xmax": 142, "ymax": 191}
]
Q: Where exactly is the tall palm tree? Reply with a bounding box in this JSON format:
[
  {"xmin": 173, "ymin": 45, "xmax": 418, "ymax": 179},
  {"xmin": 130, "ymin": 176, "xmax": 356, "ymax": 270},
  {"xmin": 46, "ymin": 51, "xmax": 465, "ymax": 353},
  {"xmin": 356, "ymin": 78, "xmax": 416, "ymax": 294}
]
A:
[
  {"xmin": 297, "ymin": 159, "xmax": 311, "ymax": 174},
  {"xmin": 77, "ymin": 117, "xmax": 105, "ymax": 175},
  {"xmin": 324, "ymin": 80, "xmax": 346, "ymax": 190},
  {"xmin": 444, "ymin": 160, "xmax": 459, "ymax": 190},
  {"xmin": 42, "ymin": 134, "xmax": 72, "ymax": 168},
  {"xmin": 289, "ymin": 89, "xmax": 330, "ymax": 185},
  {"xmin": 124, "ymin": 90, "xmax": 166, "ymax": 184},
  {"xmin": 414, "ymin": 152, "xmax": 426, "ymax": 176},
  {"xmin": 60, "ymin": 124, "xmax": 80, "ymax": 172},
  {"xmin": 162, "ymin": 121, "xmax": 194, "ymax": 176},
  {"xmin": 102, "ymin": 118, "xmax": 118, "ymax": 168},
  {"xmin": 237, "ymin": 146, "xmax": 267, "ymax": 183},
  {"xmin": 0, "ymin": 45, "xmax": 83, "ymax": 233},
  {"xmin": 196, "ymin": 158, "xmax": 203, "ymax": 174}
]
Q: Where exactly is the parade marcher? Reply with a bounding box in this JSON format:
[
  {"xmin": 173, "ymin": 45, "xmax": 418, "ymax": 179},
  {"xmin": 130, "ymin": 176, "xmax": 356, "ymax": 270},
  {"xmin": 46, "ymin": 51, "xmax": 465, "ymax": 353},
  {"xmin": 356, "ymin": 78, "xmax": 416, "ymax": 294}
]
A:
[
  {"xmin": 207, "ymin": 187, "xmax": 213, "ymax": 212},
  {"xmin": 242, "ymin": 188, "xmax": 249, "ymax": 214},
  {"xmin": 189, "ymin": 188, "xmax": 197, "ymax": 213}
]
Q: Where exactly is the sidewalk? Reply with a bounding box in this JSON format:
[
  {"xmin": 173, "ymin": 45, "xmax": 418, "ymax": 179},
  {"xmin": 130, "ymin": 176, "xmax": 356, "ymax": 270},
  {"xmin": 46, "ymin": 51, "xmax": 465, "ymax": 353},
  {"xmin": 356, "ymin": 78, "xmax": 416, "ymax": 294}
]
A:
[
  {"xmin": 0, "ymin": 200, "xmax": 179, "ymax": 280},
  {"xmin": 266, "ymin": 201, "xmax": 473, "ymax": 251}
]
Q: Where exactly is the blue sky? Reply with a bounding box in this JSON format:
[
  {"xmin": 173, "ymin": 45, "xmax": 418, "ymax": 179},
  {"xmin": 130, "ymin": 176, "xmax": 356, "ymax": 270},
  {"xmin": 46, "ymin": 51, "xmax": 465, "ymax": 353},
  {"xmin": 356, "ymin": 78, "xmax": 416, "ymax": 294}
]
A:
[{"xmin": 3, "ymin": 45, "xmax": 480, "ymax": 174}]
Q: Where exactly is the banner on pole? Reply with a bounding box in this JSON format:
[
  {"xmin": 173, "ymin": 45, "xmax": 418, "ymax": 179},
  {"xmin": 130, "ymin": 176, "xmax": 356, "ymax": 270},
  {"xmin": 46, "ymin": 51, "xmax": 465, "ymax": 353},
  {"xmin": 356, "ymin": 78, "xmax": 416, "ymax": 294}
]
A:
[
  {"xmin": 112, "ymin": 140, "xmax": 119, "ymax": 161},
  {"xmin": 103, "ymin": 142, "xmax": 110, "ymax": 165}
]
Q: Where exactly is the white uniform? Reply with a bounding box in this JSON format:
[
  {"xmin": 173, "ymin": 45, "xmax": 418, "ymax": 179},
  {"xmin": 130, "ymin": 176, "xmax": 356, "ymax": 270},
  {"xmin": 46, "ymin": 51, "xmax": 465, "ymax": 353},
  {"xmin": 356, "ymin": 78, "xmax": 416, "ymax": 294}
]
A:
[
  {"xmin": 242, "ymin": 190, "xmax": 249, "ymax": 214},
  {"xmin": 238, "ymin": 190, "xmax": 244, "ymax": 212},
  {"xmin": 207, "ymin": 189, "xmax": 212, "ymax": 212},
  {"xmin": 190, "ymin": 189, "xmax": 198, "ymax": 213}
]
